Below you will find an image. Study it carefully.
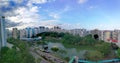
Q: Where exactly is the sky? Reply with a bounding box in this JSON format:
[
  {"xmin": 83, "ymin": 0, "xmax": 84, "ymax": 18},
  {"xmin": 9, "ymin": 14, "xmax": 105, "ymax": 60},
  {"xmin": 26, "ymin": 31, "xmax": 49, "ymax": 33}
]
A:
[{"xmin": 1, "ymin": 0, "xmax": 120, "ymax": 30}]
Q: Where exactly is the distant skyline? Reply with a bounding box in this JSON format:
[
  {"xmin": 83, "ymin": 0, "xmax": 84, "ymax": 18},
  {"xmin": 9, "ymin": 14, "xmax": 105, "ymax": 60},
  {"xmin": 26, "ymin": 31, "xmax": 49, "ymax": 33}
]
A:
[{"xmin": 1, "ymin": 0, "xmax": 120, "ymax": 30}]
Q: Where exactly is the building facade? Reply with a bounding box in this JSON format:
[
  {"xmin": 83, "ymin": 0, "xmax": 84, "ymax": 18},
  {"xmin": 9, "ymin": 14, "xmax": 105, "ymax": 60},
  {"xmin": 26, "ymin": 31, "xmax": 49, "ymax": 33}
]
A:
[
  {"xmin": 103, "ymin": 31, "xmax": 112, "ymax": 42},
  {"xmin": 68, "ymin": 29, "xmax": 87, "ymax": 37},
  {"xmin": 0, "ymin": 16, "xmax": 7, "ymax": 49},
  {"xmin": 25, "ymin": 28, "xmax": 34, "ymax": 38},
  {"xmin": 34, "ymin": 27, "xmax": 39, "ymax": 36},
  {"xmin": 12, "ymin": 28, "xmax": 19, "ymax": 39},
  {"xmin": 19, "ymin": 29, "xmax": 26, "ymax": 38}
]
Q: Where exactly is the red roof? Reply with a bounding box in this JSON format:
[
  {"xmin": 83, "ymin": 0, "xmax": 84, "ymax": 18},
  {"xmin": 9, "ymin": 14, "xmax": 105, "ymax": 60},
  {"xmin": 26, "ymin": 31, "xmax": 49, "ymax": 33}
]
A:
[
  {"xmin": 112, "ymin": 39, "xmax": 118, "ymax": 42},
  {"xmin": 107, "ymin": 39, "xmax": 118, "ymax": 42}
]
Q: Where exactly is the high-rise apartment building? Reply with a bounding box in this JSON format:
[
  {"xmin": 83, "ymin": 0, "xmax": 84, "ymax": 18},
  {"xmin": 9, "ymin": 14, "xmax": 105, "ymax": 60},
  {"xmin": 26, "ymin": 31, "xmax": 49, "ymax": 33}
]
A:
[
  {"xmin": 34, "ymin": 27, "xmax": 40, "ymax": 36},
  {"xmin": 103, "ymin": 31, "xmax": 112, "ymax": 42},
  {"xmin": 39, "ymin": 26, "xmax": 46, "ymax": 33},
  {"xmin": 25, "ymin": 28, "xmax": 34, "ymax": 38},
  {"xmin": 69, "ymin": 29, "xmax": 87, "ymax": 37},
  {"xmin": 0, "ymin": 16, "xmax": 6, "ymax": 49},
  {"xmin": 12, "ymin": 28, "xmax": 19, "ymax": 39},
  {"xmin": 19, "ymin": 29, "xmax": 26, "ymax": 38}
]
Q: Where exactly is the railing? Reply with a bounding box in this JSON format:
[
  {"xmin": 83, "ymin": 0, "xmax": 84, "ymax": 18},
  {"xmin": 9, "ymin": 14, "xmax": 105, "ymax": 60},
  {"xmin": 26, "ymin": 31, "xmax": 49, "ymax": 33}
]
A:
[
  {"xmin": 69, "ymin": 56, "xmax": 75, "ymax": 63},
  {"xmin": 69, "ymin": 56, "xmax": 120, "ymax": 63},
  {"xmin": 98, "ymin": 59, "xmax": 120, "ymax": 63},
  {"xmin": 78, "ymin": 60, "xmax": 95, "ymax": 63}
]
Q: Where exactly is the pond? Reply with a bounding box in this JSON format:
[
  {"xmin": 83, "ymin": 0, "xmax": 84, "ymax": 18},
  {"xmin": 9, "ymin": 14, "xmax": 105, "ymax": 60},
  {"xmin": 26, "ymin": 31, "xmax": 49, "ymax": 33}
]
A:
[{"xmin": 47, "ymin": 42, "xmax": 87, "ymax": 59}]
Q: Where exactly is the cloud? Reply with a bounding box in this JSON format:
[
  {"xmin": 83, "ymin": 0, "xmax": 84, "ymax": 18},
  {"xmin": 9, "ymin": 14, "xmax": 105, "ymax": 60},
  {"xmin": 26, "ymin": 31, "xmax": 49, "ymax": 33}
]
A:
[
  {"xmin": 95, "ymin": 24, "xmax": 120, "ymax": 30},
  {"xmin": 8, "ymin": 19, "xmax": 59, "ymax": 30},
  {"xmin": 28, "ymin": 0, "xmax": 48, "ymax": 4},
  {"xmin": 1, "ymin": 0, "xmax": 77, "ymax": 30},
  {"xmin": 0, "ymin": 0, "xmax": 27, "ymax": 28},
  {"xmin": 78, "ymin": 0, "xmax": 88, "ymax": 4},
  {"xmin": 0, "ymin": 0, "xmax": 26, "ymax": 15},
  {"xmin": 39, "ymin": 20, "xmax": 60, "ymax": 28},
  {"xmin": 0, "ymin": 0, "xmax": 9, "ymax": 6},
  {"xmin": 89, "ymin": 6, "xmax": 98, "ymax": 9},
  {"xmin": 7, "ymin": 6, "xmax": 41, "ymax": 26},
  {"xmin": 55, "ymin": 23, "xmax": 81, "ymax": 30},
  {"xmin": 49, "ymin": 13, "xmax": 60, "ymax": 19},
  {"xmin": 27, "ymin": 0, "xmax": 55, "ymax": 7},
  {"xmin": 5, "ymin": 19, "xmax": 21, "ymax": 27},
  {"xmin": 87, "ymin": 6, "xmax": 97, "ymax": 10},
  {"xmin": 49, "ymin": 5, "xmax": 71, "ymax": 19},
  {"xmin": 0, "ymin": 0, "xmax": 56, "ymax": 29},
  {"xmin": 89, "ymin": 6, "xmax": 94, "ymax": 9}
]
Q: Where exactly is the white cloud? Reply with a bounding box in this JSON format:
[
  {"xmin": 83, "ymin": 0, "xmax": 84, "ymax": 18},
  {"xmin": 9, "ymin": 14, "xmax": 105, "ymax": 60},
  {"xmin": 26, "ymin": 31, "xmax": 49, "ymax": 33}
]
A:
[
  {"xmin": 63, "ymin": 5, "xmax": 71, "ymax": 12},
  {"xmin": 7, "ymin": 6, "xmax": 40, "ymax": 23},
  {"xmin": 49, "ymin": 13, "xmax": 60, "ymax": 19},
  {"xmin": 49, "ymin": 5, "xmax": 71, "ymax": 19},
  {"xmin": 87, "ymin": 6, "xmax": 97, "ymax": 9},
  {"xmin": 96, "ymin": 24, "xmax": 119, "ymax": 30},
  {"xmin": 5, "ymin": 0, "xmax": 56, "ymax": 29},
  {"xmin": 0, "ymin": 0, "xmax": 9, "ymax": 6},
  {"xmin": 39, "ymin": 20, "xmax": 59, "ymax": 27},
  {"xmin": 78, "ymin": 0, "xmax": 88, "ymax": 4},
  {"xmin": 0, "ymin": 0, "xmax": 59, "ymax": 29},
  {"xmin": 89, "ymin": 6, "xmax": 94, "ymax": 9},
  {"xmin": 13, "ymin": 0, "xmax": 23, "ymax": 4},
  {"xmin": 8, "ymin": 19, "xmax": 59, "ymax": 30},
  {"xmin": 29, "ymin": 0, "xmax": 48, "ymax": 4},
  {"xmin": 6, "ymin": 5, "xmax": 41, "ymax": 28},
  {"xmin": 28, "ymin": 0, "xmax": 55, "ymax": 5},
  {"xmin": 56, "ymin": 23, "xmax": 81, "ymax": 30},
  {"xmin": 6, "ymin": 0, "xmax": 59, "ymax": 29}
]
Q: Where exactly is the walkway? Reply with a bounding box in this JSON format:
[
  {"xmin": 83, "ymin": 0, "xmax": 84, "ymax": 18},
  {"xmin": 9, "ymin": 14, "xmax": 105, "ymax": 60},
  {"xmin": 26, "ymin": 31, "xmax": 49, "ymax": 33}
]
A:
[
  {"xmin": 30, "ymin": 47, "xmax": 50, "ymax": 63},
  {"xmin": 30, "ymin": 47, "xmax": 67, "ymax": 63},
  {"xmin": 69, "ymin": 56, "xmax": 120, "ymax": 63}
]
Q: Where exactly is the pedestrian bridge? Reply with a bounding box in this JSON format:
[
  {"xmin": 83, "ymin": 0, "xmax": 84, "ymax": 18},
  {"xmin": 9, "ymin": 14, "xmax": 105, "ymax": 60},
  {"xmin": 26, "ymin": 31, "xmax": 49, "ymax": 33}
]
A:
[{"xmin": 69, "ymin": 56, "xmax": 120, "ymax": 63}]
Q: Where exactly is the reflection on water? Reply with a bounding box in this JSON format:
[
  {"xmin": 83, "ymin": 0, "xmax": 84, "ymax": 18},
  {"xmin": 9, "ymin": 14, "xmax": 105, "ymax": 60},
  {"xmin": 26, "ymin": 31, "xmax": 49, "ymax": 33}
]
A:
[
  {"xmin": 47, "ymin": 42, "xmax": 65, "ymax": 50},
  {"xmin": 47, "ymin": 42, "xmax": 87, "ymax": 59}
]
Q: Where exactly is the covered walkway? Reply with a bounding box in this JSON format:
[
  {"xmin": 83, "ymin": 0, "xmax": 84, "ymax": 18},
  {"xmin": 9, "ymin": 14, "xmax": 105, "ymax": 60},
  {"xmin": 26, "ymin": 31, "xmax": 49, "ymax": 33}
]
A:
[{"xmin": 69, "ymin": 56, "xmax": 120, "ymax": 63}]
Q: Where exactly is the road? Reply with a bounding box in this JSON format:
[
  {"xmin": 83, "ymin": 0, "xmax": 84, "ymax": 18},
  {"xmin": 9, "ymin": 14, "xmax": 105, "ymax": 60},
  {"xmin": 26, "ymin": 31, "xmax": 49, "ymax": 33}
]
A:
[
  {"xmin": 8, "ymin": 42, "xmax": 51, "ymax": 63},
  {"xmin": 30, "ymin": 47, "xmax": 67, "ymax": 63},
  {"xmin": 36, "ymin": 49, "xmax": 67, "ymax": 63},
  {"xmin": 30, "ymin": 47, "xmax": 50, "ymax": 63}
]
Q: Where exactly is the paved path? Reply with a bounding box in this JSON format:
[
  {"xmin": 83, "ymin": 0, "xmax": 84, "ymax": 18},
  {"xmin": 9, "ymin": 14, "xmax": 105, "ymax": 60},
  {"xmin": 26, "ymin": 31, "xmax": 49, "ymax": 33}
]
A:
[
  {"xmin": 30, "ymin": 47, "xmax": 67, "ymax": 63},
  {"xmin": 29, "ymin": 48, "xmax": 50, "ymax": 63},
  {"xmin": 35, "ymin": 49, "xmax": 67, "ymax": 63}
]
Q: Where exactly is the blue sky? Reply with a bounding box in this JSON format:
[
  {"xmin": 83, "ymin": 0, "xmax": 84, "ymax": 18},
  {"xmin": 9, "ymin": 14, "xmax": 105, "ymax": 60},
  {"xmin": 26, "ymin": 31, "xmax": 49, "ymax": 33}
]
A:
[{"xmin": 1, "ymin": 0, "xmax": 120, "ymax": 30}]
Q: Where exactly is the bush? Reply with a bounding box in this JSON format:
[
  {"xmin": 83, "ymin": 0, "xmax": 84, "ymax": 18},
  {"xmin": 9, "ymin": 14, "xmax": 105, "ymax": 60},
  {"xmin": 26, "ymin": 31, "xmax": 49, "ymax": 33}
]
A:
[
  {"xmin": 51, "ymin": 47, "xmax": 59, "ymax": 52},
  {"xmin": 95, "ymin": 42, "xmax": 111, "ymax": 56},
  {"xmin": 117, "ymin": 48, "xmax": 120, "ymax": 58},
  {"xmin": 64, "ymin": 57, "xmax": 70, "ymax": 61},
  {"xmin": 85, "ymin": 51, "xmax": 104, "ymax": 61}
]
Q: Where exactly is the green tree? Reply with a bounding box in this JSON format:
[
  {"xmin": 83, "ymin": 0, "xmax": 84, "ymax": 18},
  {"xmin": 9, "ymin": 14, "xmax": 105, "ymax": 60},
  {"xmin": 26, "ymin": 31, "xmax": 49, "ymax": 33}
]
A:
[
  {"xmin": 6, "ymin": 38, "xmax": 35, "ymax": 63},
  {"xmin": 85, "ymin": 51, "xmax": 104, "ymax": 61},
  {"xmin": 64, "ymin": 57, "xmax": 70, "ymax": 61},
  {"xmin": 96, "ymin": 42, "xmax": 111, "ymax": 56},
  {"xmin": 117, "ymin": 48, "xmax": 120, "ymax": 58}
]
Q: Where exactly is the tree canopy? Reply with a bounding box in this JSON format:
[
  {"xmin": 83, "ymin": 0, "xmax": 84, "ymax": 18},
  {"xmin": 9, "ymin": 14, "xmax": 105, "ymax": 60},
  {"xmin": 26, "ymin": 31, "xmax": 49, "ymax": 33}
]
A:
[{"xmin": 0, "ymin": 38, "xmax": 35, "ymax": 63}]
